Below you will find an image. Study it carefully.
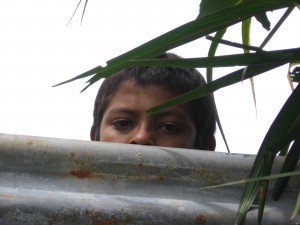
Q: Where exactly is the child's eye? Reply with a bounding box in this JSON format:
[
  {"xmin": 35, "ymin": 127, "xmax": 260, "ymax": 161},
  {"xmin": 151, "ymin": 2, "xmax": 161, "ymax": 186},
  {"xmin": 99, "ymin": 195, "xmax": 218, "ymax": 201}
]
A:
[
  {"xmin": 159, "ymin": 123, "xmax": 181, "ymax": 133},
  {"xmin": 111, "ymin": 119, "xmax": 133, "ymax": 130}
]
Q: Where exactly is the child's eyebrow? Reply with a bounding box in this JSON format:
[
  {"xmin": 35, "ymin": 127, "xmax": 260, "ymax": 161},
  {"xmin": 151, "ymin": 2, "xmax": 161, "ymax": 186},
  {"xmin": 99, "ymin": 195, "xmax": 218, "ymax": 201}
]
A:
[
  {"xmin": 108, "ymin": 107, "xmax": 138, "ymax": 116},
  {"xmin": 151, "ymin": 109, "xmax": 190, "ymax": 120},
  {"xmin": 108, "ymin": 107, "xmax": 191, "ymax": 120}
]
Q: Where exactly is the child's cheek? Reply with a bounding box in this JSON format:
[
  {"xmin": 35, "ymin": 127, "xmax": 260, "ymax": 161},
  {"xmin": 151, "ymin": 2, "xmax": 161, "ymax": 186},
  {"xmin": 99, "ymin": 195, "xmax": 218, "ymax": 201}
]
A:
[{"xmin": 100, "ymin": 128, "xmax": 130, "ymax": 144}]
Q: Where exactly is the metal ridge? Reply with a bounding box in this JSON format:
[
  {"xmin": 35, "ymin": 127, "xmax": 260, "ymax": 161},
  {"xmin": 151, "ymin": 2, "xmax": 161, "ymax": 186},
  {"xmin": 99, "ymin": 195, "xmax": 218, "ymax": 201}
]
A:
[{"xmin": 0, "ymin": 133, "xmax": 299, "ymax": 224}]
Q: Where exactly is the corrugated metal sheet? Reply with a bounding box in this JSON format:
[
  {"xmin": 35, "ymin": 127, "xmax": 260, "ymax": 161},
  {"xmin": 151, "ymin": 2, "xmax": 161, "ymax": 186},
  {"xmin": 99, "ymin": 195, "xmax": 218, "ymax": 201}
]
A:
[{"xmin": 0, "ymin": 133, "xmax": 299, "ymax": 225}]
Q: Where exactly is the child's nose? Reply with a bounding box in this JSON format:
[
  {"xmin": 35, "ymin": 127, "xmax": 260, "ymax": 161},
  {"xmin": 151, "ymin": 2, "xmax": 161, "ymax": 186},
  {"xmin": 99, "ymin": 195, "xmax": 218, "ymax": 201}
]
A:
[{"xmin": 128, "ymin": 125, "xmax": 155, "ymax": 146}]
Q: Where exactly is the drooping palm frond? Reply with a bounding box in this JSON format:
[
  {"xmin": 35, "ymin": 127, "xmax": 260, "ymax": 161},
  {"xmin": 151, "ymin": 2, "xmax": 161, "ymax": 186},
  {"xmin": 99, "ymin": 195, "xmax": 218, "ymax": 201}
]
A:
[{"xmin": 55, "ymin": 1, "xmax": 298, "ymax": 90}]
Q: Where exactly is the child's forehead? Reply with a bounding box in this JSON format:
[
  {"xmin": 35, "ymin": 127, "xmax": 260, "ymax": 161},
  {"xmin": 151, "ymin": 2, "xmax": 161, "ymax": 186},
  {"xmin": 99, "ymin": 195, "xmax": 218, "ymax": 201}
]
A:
[
  {"xmin": 115, "ymin": 79, "xmax": 174, "ymax": 95},
  {"xmin": 108, "ymin": 80, "xmax": 195, "ymax": 113},
  {"xmin": 104, "ymin": 80, "xmax": 195, "ymax": 117}
]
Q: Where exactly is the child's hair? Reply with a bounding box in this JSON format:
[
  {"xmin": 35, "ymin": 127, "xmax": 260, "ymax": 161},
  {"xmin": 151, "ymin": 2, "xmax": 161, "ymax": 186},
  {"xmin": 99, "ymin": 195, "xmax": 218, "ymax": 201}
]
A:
[{"xmin": 91, "ymin": 52, "xmax": 216, "ymax": 150}]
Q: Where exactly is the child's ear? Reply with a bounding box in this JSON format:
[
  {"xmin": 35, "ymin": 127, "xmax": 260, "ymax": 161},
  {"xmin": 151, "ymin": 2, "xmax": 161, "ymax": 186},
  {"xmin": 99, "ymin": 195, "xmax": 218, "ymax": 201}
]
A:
[{"xmin": 90, "ymin": 126, "xmax": 96, "ymax": 141}]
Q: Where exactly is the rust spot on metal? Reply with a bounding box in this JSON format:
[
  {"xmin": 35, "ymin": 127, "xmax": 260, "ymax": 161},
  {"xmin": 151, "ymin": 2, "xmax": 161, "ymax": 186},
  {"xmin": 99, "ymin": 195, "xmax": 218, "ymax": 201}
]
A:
[
  {"xmin": 192, "ymin": 169, "xmax": 223, "ymax": 186},
  {"xmin": 157, "ymin": 175, "xmax": 165, "ymax": 182},
  {"xmin": 95, "ymin": 211, "xmax": 101, "ymax": 217},
  {"xmin": 196, "ymin": 214, "xmax": 206, "ymax": 224},
  {"xmin": 70, "ymin": 168, "xmax": 93, "ymax": 179},
  {"xmin": 69, "ymin": 152, "xmax": 83, "ymax": 166},
  {"xmin": 92, "ymin": 220, "xmax": 119, "ymax": 225},
  {"xmin": 123, "ymin": 215, "xmax": 130, "ymax": 221},
  {"xmin": 87, "ymin": 210, "xmax": 130, "ymax": 225},
  {"xmin": 0, "ymin": 194, "xmax": 17, "ymax": 198}
]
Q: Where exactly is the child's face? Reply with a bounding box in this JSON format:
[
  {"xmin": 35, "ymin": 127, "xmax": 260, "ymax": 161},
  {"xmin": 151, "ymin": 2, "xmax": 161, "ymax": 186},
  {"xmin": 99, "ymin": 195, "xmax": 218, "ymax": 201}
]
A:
[{"xmin": 98, "ymin": 80, "xmax": 197, "ymax": 149}]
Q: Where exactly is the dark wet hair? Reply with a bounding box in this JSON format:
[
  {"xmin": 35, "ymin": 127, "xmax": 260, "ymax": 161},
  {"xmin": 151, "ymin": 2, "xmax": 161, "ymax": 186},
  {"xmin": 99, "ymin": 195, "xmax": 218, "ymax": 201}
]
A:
[{"xmin": 91, "ymin": 52, "xmax": 216, "ymax": 150}]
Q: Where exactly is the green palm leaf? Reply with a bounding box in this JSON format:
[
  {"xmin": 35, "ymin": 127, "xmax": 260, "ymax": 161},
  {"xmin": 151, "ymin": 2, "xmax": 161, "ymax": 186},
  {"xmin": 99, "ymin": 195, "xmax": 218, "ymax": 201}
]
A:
[
  {"xmin": 54, "ymin": 1, "xmax": 299, "ymax": 91},
  {"xmin": 197, "ymin": 170, "xmax": 300, "ymax": 190},
  {"xmin": 147, "ymin": 61, "xmax": 287, "ymax": 113},
  {"xmin": 291, "ymin": 192, "xmax": 300, "ymax": 220},
  {"xmin": 235, "ymin": 83, "xmax": 300, "ymax": 225},
  {"xmin": 206, "ymin": 29, "xmax": 230, "ymax": 153},
  {"xmin": 272, "ymin": 138, "xmax": 300, "ymax": 200}
]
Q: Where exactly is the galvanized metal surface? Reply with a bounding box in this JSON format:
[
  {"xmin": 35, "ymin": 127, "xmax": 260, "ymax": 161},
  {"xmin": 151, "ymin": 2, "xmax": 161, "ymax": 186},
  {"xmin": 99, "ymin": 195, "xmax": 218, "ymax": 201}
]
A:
[{"xmin": 0, "ymin": 133, "xmax": 299, "ymax": 225}]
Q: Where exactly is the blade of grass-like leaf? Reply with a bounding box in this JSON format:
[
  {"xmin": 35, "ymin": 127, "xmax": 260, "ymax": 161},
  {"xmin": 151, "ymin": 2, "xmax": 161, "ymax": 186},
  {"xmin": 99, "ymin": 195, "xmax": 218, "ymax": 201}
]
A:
[
  {"xmin": 205, "ymin": 35, "xmax": 261, "ymax": 52},
  {"xmin": 206, "ymin": 29, "xmax": 227, "ymax": 83},
  {"xmin": 55, "ymin": 46, "xmax": 300, "ymax": 88},
  {"xmin": 82, "ymin": 47, "xmax": 291, "ymax": 93},
  {"xmin": 235, "ymin": 84, "xmax": 300, "ymax": 225},
  {"xmin": 66, "ymin": 0, "xmax": 83, "ymax": 26},
  {"xmin": 199, "ymin": 0, "xmax": 271, "ymax": 32},
  {"xmin": 242, "ymin": 18, "xmax": 257, "ymax": 116},
  {"xmin": 272, "ymin": 111, "xmax": 300, "ymax": 197},
  {"xmin": 99, "ymin": 2, "xmax": 296, "ymax": 88},
  {"xmin": 80, "ymin": 0, "xmax": 88, "ymax": 25},
  {"xmin": 277, "ymin": 111, "xmax": 297, "ymax": 156},
  {"xmin": 213, "ymin": 100, "xmax": 230, "ymax": 152},
  {"xmin": 53, "ymin": 65, "xmax": 104, "ymax": 87},
  {"xmin": 272, "ymin": 138, "xmax": 300, "ymax": 200},
  {"xmin": 148, "ymin": 62, "xmax": 286, "ymax": 113},
  {"xmin": 234, "ymin": 7, "xmax": 294, "ymax": 121},
  {"xmin": 236, "ymin": 126, "xmax": 300, "ymax": 224},
  {"xmin": 196, "ymin": 125, "xmax": 300, "ymax": 190},
  {"xmin": 196, "ymin": 170, "xmax": 300, "ymax": 190},
  {"xmin": 206, "ymin": 29, "xmax": 230, "ymax": 153},
  {"xmin": 260, "ymin": 90, "xmax": 300, "ymax": 157},
  {"xmin": 78, "ymin": 66, "xmax": 134, "ymax": 92},
  {"xmin": 80, "ymin": 61, "xmax": 135, "ymax": 91},
  {"xmin": 276, "ymin": 104, "xmax": 300, "ymax": 157},
  {"xmin": 242, "ymin": 19, "xmax": 251, "ymax": 54},
  {"xmin": 251, "ymin": 7, "xmax": 293, "ymax": 102},
  {"xmin": 130, "ymin": 48, "xmax": 300, "ymax": 69},
  {"xmin": 260, "ymin": 7, "xmax": 295, "ymax": 49},
  {"xmin": 265, "ymin": 126, "xmax": 300, "ymax": 155},
  {"xmin": 56, "ymin": 1, "xmax": 300, "ymax": 90},
  {"xmin": 107, "ymin": 1, "xmax": 297, "ymax": 68},
  {"xmin": 251, "ymin": 7, "xmax": 294, "ymax": 102},
  {"xmin": 291, "ymin": 191, "xmax": 300, "ymax": 220},
  {"xmin": 66, "ymin": 0, "xmax": 88, "ymax": 26},
  {"xmin": 257, "ymin": 153, "xmax": 274, "ymax": 225},
  {"xmin": 236, "ymin": 129, "xmax": 299, "ymax": 225},
  {"xmin": 240, "ymin": 24, "xmax": 267, "ymax": 223},
  {"xmin": 199, "ymin": 0, "xmax": 240, "ymax": 18},
  {"xmin": 107, "ymin": 1, "xmax": 297, "ymax": 67},
  {"xmin": 255, "ymin": 12, "xmax": 271, "ymax": 31}
]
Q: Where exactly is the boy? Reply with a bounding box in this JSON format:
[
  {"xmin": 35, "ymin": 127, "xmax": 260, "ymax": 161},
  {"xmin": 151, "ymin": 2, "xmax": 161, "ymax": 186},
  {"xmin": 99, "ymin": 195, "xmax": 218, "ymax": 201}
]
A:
[{"xmin": 90, "ymin": 52, "xmax": 216, "ymax": 151}]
